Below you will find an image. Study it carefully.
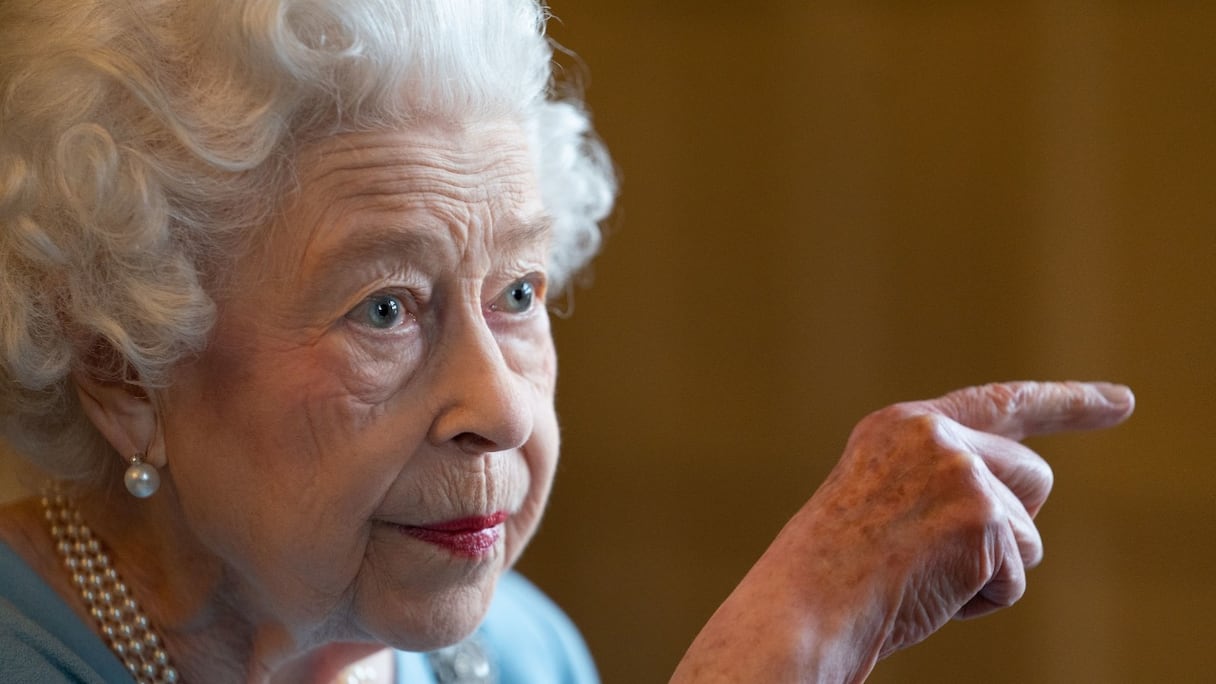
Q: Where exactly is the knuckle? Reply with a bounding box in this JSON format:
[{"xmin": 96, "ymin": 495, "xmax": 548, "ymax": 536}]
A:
[
  {"xmin": 960, "ymin": 488, "xmax": 1004, "ymax": 532},
  {"xmin": 997, "ymin": 577, "xmax": 1027, "ymax": 607},
  {"xmin": 875, "ymin": 410, "xmax": 972, "ymax": 463},
  {"xmin": 1025, "ymin": 539, "xmax": 1045, "ymax": 568},
  {"xmin": 856, "ymin": 406, "xmax": 988, "ymax": 471},
  {"xmin": 939, "ymin": 458, "xmax": 1003, "ymax": 524},
  {"xmin": 859, "ymin": 402, "xmax": 920, "ymax": 429},
  {"xmin": 1032, "ymin": 457, "xmax": 1055, "ymax": 494},
  {"xmin": 980, "ymin": 382, "xmax": 1022, "ymax": 415},
  {"xmin": 1063, "ymin": 382, "xmax": 1102, "ymax": 419},
  {"xmin": 851, "ymin": 402, "xmax": 928, "ymax": 445},
  {"xmin": 896, "ymin": 410, "xmax": 958, "ymax": 447},
  {"xmin": 978, "ymin": 382, "xmax": 1045, "ymax": 427}
]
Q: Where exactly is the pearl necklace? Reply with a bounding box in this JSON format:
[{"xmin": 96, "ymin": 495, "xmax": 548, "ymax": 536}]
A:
[
  {"xmin": 41, "ymin": 488, "xmax": 495, "ymax": 684},
  {"xmin": 427, "ymin": 637, "xmax": 496, "ymax": 683},
  {"xmin": 335, "ymin": 637, "xmax": 495, "ymax": 684},
  {"xmin": 41, "ymin": 488, "xmax": 181, "ymax": 684}
]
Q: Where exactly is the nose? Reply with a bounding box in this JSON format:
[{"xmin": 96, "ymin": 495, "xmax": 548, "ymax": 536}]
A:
[{"xmin": 426, "ymin": 309, "xmax": 534, "ymax": 455}]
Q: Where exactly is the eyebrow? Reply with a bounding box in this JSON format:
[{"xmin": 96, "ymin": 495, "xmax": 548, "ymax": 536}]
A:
[{"xmin": 304, "ymin": 213, "xmax": 556, "ymax": 293}]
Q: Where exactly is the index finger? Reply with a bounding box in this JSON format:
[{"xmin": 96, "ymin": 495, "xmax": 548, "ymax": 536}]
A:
[{"xmin": 923, "ymin": 381, "xmax": 1135, "ymax": 441}]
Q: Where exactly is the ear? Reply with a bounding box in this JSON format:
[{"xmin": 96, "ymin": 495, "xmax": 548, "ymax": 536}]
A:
[{"xmin": 73, "ymin": 371, "xmax": 165, "ymax": 468}]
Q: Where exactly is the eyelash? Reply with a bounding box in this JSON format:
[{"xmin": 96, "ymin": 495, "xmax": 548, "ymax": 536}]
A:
[
  {"xmin": 344, "ymin": 288, "xmax": 419, "ymax": 331},
  {"xmin": 489, "ymin": 274, "xmax": 546, "ymax": 316},
  {"xmin": 344, "ymin": 272, "xmax": 546, "ymax": 332}
]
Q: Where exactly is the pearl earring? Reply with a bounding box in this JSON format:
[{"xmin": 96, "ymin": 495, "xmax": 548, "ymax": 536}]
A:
[{"xmin": 123, "ymin": 452, "xmax": 160, "ymax": 498}]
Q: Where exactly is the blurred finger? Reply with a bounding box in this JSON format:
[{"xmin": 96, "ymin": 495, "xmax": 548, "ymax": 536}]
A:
[
  {"xmin": 927, "ymin": 381, "xmax": 1134, "ymax": 441},
  {"xmin": 955, "ymin": 519, "xmax": 1029, "ymax": 620},
  {"xmin": 959, "ymin": 427, "xmax": 1054, "ymax": 517},
  {"xmin": 991, "ymin": 474, "xmax": 1045, "ymax": 568}
]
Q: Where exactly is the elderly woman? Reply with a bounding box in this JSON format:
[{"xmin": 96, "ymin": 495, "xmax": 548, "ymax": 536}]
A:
[{"xmin": 0, "ymin": 1, "xmax": 1133, "ymax": 682}]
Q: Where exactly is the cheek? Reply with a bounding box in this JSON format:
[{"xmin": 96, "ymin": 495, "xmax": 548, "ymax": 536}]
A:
[
  {"xmin": 499, "ymin": 313, "xmax": 557, "ymax": 392},
  {"xmin": 504, "ymin": 342, "xmax": 560, "ymax": 567},
  {"xmin": 329, "ymin": 330, "xmax": 428, "ymax": 406},
  {"xmin": 159, "ymin": 341, "xmax": 415, "ymax": 618},
  {"xmin": 505, "ymin": 419, "xmax": 558, "ymax": 568}
]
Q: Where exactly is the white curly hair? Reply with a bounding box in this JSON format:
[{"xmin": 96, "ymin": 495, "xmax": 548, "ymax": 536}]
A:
[{"xmin": 0, "ymin": 0, "xmax": 616, "ymax": 481}]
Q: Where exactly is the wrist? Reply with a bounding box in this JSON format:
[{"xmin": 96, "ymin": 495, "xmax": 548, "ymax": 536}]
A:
[{"xmin": 672, "ymin": 510, "xmax": 891, "ymax": 683}]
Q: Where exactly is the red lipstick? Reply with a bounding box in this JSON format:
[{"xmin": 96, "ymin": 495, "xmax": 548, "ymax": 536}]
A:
[{"xmin": 398, "ymin": 512, "xmax": 507, "ymax": 557}]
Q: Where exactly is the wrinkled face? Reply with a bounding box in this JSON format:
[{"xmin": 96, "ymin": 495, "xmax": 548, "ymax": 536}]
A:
[{"xmin": 160, "ymin": 120, "xmax": 558, "ymax": 649}]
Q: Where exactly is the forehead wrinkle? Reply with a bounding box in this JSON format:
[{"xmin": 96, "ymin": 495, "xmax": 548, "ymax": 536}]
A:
[
  {"xmin": 295, "ymin": 155, "xmax": 539, "ymax": 270},
  {"xmin": 302, "ymin": 131, "xmax": 532, "ymax": 203},
  {"xmin": 312, "ymin": 165, "xmax": 535, "ymax": 211},
  {"xmin": 300, "ymin": 210, "xmax": 552, "ymax": 303},
  {"xmin": 298, "ymin": 174, "xmax": 549, "ymax": 276},
  {"xmin": 281, "ymin": 125, "xmax": 547, "ymax": 297},
  {"xmin": 493, "ymin": 213, "xmax": 554, "ymax": 257},
  {"xmin": 308, "ymin": 227, "xmax": 444, "ymax": 290},
  {"xmin": 286, "ymin": 180, "xmax": 484, "ymax": 290}
]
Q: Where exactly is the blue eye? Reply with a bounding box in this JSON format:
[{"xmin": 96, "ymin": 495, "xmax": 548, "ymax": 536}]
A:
[
  {"xmin": 493, "ymin": 279, "xmax": 535, "ymax": 314},
  {"xmin": 348, "ymin": 294, "xmax": 406, "ymax": 329}
]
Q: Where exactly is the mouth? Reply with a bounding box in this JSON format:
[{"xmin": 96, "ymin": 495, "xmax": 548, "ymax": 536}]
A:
[{"xmin": 394, "ymin": 512, "xmax": 508, "ymax": 558}]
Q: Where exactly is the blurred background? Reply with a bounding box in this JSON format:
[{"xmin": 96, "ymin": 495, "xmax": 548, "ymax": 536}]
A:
[
  {"xmin": 518, "ymin": 1, "xmax": 1216, "ymax": 682},
  {"xmin": 1, "ymin": 1, "xmax": 1211, "ymax": 682}
]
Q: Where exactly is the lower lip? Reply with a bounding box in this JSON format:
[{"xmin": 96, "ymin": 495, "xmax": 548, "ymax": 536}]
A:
[{"xmin": 397, "ymin": 513, "xmax": 507, "ymax": 558}]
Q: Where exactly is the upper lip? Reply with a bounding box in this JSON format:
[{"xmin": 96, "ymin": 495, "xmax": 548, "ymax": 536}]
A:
[{"xmin": 404, "ymin": 512, "xmax": 508, "ymax": 532}]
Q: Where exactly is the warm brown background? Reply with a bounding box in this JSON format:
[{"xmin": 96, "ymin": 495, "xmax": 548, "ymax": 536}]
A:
[
  {"xmin": 1, "ymin": 1, "xmax": 1212, "ymax": 683},
  {"xmin": 518, "ymin": 1, "xmax": 1216, "ymax": 682}
]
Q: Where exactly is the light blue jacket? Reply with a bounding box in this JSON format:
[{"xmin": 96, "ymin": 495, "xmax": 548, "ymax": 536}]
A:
[{"xmin": 0, "ymin": 540, "xmax": 598, "ymax": 683}]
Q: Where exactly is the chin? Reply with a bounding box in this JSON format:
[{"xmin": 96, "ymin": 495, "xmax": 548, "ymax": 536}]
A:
[
  {"xmin": 357, "ymin": 578, "xmax": 499, "ymax": 652},
  {"xmin": 371, "ymin": 612, "xmax": 486, "ymax": 653}
]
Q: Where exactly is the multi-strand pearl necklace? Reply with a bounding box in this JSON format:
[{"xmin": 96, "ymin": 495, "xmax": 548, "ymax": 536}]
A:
[
  {"xmin": 41, "ymin": 488, "xmax": 180, "ymax": 684},
  {"xmin": 41, "ymin": 488, "xmax": 496, "ymax": 684}
]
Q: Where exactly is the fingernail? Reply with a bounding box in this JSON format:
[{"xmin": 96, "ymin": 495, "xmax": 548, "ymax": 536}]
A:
[{"xmin": 1097, "ymin": 383, "xmax": 1133, "ymax": 407}]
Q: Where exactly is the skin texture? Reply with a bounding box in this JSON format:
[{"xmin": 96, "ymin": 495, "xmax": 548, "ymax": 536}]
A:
[
  {"xmin": 54, "ymin": 119, "xmax": 560, "ymax": 682},
  {"xmin": 0, "ymin": 122, "xmax": 1136, "ymax": 682},
  {"xmin": 669, "ymin": 381, "xmax": 1134, "ymax": 683}
]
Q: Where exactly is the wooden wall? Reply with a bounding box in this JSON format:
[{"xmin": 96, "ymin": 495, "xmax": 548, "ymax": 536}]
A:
[
  {"xmin": 520, "ymin": 1, "xmax": 1216, "ymax": 681},
  {"xmin": 0, "ymin": 2, "xmax": 1210, "ymax": 681}
]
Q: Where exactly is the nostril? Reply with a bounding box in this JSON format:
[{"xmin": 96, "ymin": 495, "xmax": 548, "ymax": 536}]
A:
[{"xmin": 453, "ymin": 432, "xmax": 499, "ymax": 455}]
